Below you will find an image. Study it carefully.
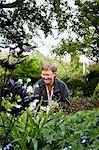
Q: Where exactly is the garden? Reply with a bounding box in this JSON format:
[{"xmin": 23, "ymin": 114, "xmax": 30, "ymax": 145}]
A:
[
  {"xmin": 0, "ymin": 0, "xmax": 99, "ymax": 149},
  {"xmin": 0, "ymin": 52, "xmax": 99, "ymax": 150}
]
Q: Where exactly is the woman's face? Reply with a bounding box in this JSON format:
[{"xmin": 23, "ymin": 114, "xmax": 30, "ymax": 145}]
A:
[{"xmin": 41, "ymin": 69, "xmax": 55, "ymax": 86}]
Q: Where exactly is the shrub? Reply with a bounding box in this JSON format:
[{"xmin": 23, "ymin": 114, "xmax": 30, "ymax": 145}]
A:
[
  {"xmin": 86, "ymin": 70, "xmax": 99, "ymax": 82},
  {"xmin": 0, "ymin": 66, "xmax": 5, "ymax": 87},
  {"xmin": 92, "ymin": 83, "xmax": 99, "ymax": 102},
  {"xmin": 0, "ymin": 104, "xmax": 99, "ymax": 150},
  {"xmin": 86, "ymin": 64, "xmax": 99, "ymax": 82},
  {"xmin": 83, "ymin": 77, "xmax": 99, "ymax": 97},
  {"xmin": 0, "ymin": 77, "xmax": 99, "ymax": 149},
  {"xmin": 12, "ymin": 56, "xmax": 42, "ymax": 84},
  {"xmin": 83, "ymin": 64, "xmax": 99, "ymax": 96},
  {"xmin": 66, "ymin": 78, "xmax": 85, "ymax": 97},
  {"xmin": 41, "ymin": 109, "xmax": 99, "ymax": 150}
]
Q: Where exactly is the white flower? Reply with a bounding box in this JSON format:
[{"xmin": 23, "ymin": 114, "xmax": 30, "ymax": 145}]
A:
[
  {"xmin": 82, "ymin": 139, "xmax": 86, "ymax": 144},
  {"xmin": 26, "ymin": 78, "xmax": 31, "ymax": 83},
  {"xmin": 34, "ymin": 83, "xmax": 39, "ymax": 88},
  {"xmin": 40, "ymin": 117, "xmax": 44, "ymax": 124},
  {"xmin": 27, "ymin": 85, "xmax": 33, "ymax": 93},
  {"xmin": 34, "ymin": 99, "xmax": 39, "ymax": 104},
  {"xmin": 46, "ymin": 106, "xmax": 50, "ymax": 113},
  {"xmin": 6, "ymin": 113, "xmax": 10, "ymax": 117},
  {"xmin": 10, "ymin": 93, "xmax": 13, "ymax": 97},
  {"xmin": 40, "ymin": 106, "xmax": 46, "ymax": 111},
  {"xmin": 14, "ymin": 105, "xmax": 21, "ymax": 108},
  {"xmin": 62, "ymin": 148, "xmax": 68, "ymax": 150},
  {"xmin": 22, "ymin": 84, "xmax": 27, "ymax": 89},
  {"xmin": 68, "ymin": 146, "xmax": 72, "ymax": 149},
  {"xmin": 29, "ymin": 99, "xmax": 39, "ymax": 110},
  {"xmin": 18, "ymin": 79, "xmax": 23, "ymax": 84},
  {"xmin": 29, "ymin": 103, "xmax": 36, "ymax": 111},
  {"xmin": 51, "ymin": 101, "xmax": 59, "ymax": 107}
]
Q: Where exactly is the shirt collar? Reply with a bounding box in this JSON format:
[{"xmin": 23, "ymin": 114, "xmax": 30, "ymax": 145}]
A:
[{"xmin": 40, "ymin": 78, "xmax": 60, "ymax": 93}]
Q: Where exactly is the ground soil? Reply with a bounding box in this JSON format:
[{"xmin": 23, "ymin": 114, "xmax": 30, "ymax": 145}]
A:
[{"xmin": 69, "ymin": 100, "xmax": 99, "ymax": 113}]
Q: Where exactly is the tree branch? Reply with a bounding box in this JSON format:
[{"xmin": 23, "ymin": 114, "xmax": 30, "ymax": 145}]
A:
[{"xmin": 0, "ymin": 0, "xmax": 25, "ymax": 8}]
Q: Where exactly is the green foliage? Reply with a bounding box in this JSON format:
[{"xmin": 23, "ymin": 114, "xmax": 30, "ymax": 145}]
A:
[
  {"xmin": 52, "ymin": 0, "xmax": 99, "ymax": 62},
  {"xmin": 0, "ymin": 66, "xmax": 5, "ymax": 86},
  {"xmin": 47, "ymin": 52, "xmax": 84, "ymax": 80},
  {"xmin": 10, "ymin": 108, "xmax": 51, "ymax": 150},
  {"xmin": 41, "ymin": 109, "xmax": 99, "ymax": 149},
  {"xmin": 62, "ymin": 63, "xmax": 99, "ymax": 98},
  {"xmin": 53, "ymin": 60, "xmax": 65, "ymax": 79},
  {"xmin": 12, "ymin": 54, "xmax": 43, "ymax": 83},
  {"xmin": 0, "ymin": 97, "xmax": 61, "ymax": 149},
  {"xmin": 83, "ymin": 77, "xmax": 99, "ymax": 97},
  {"xmin": 83, "ymin": 64, "xmax": 99, "ymax": 96},
  {"xmin": 0, "ymin": 0, "xmax": 72, "ymax": 91},
  {"xmin": 66, "ymin": 78, "xmax": 85, "ymax": 97},
  {"xmin": 74, "ymin": 0, "xmax": 99, "ymax": 62},
  {"xmin": 53, "ymin": 45, "xmax": 85, "ymax": 79},
  {"xmin": 85, "ymin": 64, "xmax": 99, "ymax": 82},
  {"xmin": 92, "ymin": 83, "xmax": 99, "ymax": 102},
  {"xmin": 52, "ymin": 39, "xmax": 84, "ymax": 56},
  {"xmin": 0, "ymin": 98, "xmax": 99, "ymax": 150},
  {"xmin": 0, "ymin": 75, "xmax": 99, "ymax": 149},
  {"xmin": 0, "ymin": 0, "xmax": 71, "ymax": 47}
]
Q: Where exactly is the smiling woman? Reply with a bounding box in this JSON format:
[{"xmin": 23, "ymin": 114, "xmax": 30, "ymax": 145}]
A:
[
  {"xmin": 41, "ymin": 63, "xmax": 57, "ymax": 85},
  {"xmin": 33, "ymin": 63, "xmax": 70, "ymax": 108}
]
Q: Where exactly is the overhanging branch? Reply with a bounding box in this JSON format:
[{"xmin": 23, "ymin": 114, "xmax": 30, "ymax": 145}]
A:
[{"xmin": 0, "ymin": 0, "xmax": 25, "ymax": 8}]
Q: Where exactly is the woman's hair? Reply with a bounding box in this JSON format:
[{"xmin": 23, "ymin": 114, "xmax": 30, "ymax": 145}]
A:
[{"xmin": 42, "ymin": 63, "xmax": 57, "ymax": 73}]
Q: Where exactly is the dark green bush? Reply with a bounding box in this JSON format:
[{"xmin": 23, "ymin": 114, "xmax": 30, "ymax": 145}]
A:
[
  {"xmin": 0, "ymin": 66, "xmax": 5, "ymax": 87},
  {"xmin": 83, "ymin": 77, "xmax": 99, "ymax": 97},
  {"xmin": 66, "ymin": 78, "xmax": 85, "ymax": 97},
  {"xmin": 83, "ymin": 64, "xmax": 99, "ymax": 96},
  {"xmin": 85, "ymin": 64, "xmax": 99, "ymax": 82},
  {"xmin": 62, "ymin": 76, "xmax": 70, "ymax": 83},
  {"xmin": 64, "ymin": 64, "xmax": 99, "ymax": 98},
  {"xmin": 86, "ymin": 70, "xmax": 99, "ymax": 82},
  {"xmin": 92, "ymin": 83, "xmax": 99, "ymax": 102}
]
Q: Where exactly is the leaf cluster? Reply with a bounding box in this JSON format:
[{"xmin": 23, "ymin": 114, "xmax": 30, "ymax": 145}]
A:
[
  {"xmin": 73, "ymin": 0, "xmax": 99, "ymax": 62},
  {"xmin": 0, "ymin": 107, "xmax": 99, "ymax": 150},
  {"xmin": 52, "ymin": 0, "xmax": 99, "ymax": 62}
]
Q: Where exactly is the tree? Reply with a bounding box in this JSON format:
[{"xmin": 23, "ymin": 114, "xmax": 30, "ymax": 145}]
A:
[
  {"xmin": 0, "ymin": 0, "xmax": 71, "ymax": 50},
  {"xmin": 0, "ymin": 0, "xmax": 72, "ymax": 92},
  {"xmin": 0, "ymin": 0, "xmax": 71, "ymax": 67},
  {"xmin": 71, "ymin": 0, "xmax": 99, "ymax": 62},
  {"xmin": 52, "ymin": 0, "xmax": 99, "ymax": 63}
]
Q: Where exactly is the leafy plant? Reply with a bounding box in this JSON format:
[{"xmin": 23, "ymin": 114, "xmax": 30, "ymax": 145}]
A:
[
  {"xmin": 92, "ymin": 83, "xmax": 99, "ymax": 102},
  {"xmin": 12, "ymin": 52, "xmax": 43, "ymax": 82},
  {"xmin": 0, "ymin": 94, "xmax": 99, "ymax": 150},
  {"xmin": 41, "ymin": 109, "xmax": 99, "ymax": 150},
  {"xmin": 0, "ymin": 77, "xmax": 37, "ymax": 149}
]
